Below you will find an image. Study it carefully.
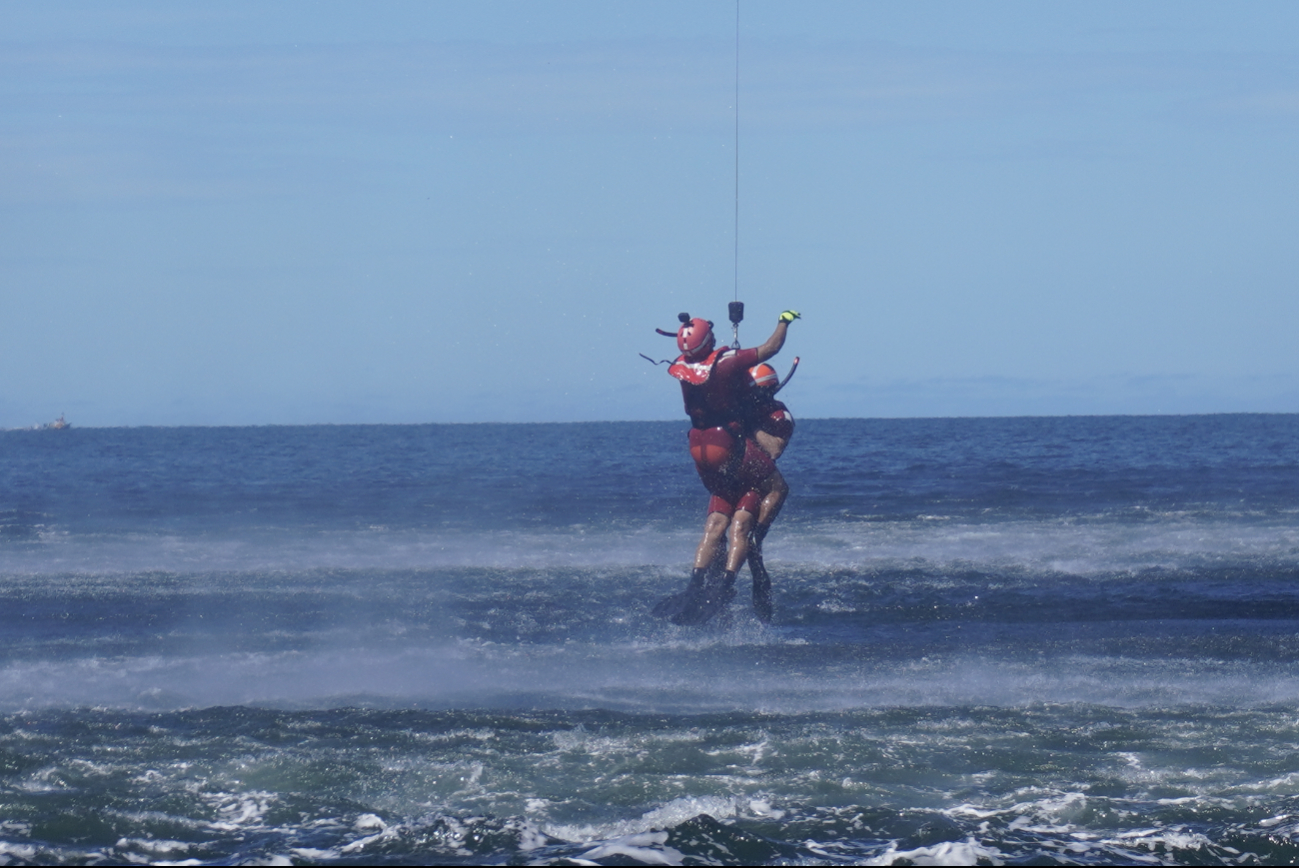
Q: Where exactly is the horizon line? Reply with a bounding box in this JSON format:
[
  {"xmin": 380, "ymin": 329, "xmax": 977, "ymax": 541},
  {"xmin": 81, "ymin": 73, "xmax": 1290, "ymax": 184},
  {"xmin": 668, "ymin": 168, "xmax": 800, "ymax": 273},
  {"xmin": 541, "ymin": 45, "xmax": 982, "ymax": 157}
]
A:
[{"xmin": 6, "ymin": 410, "xmax": 1298, "ymax": 431}]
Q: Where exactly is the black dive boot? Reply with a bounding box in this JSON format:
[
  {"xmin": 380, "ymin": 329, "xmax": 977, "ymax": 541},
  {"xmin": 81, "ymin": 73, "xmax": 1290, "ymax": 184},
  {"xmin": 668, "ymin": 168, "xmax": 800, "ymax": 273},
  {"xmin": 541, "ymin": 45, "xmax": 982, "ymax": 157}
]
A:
[
  {"xmin": 671, "ymin": 569, "xmax": 737, "ymax": 626},
  {"xmin": 652, "ymin": 567, "xmax": 709, "ymax": 619},
  {"xmin": 749, "ymin": 524, "xmax": 773, "ymax": 623}
]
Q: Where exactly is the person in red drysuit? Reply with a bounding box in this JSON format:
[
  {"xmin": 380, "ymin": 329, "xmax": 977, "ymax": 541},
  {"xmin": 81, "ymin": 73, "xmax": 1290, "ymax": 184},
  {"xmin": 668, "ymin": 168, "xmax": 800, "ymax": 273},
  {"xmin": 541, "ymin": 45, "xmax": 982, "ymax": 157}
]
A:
[
  {"xmin": 653, "ymin": 309, "xmax": 800, "ymax": 625},
  {"xmin": 737, "ymin": 362, "xmax": 797, "ymax": 622},
  {"xmin": 744, "ymin": 363, "xmax": 795, "ymax": 460}
]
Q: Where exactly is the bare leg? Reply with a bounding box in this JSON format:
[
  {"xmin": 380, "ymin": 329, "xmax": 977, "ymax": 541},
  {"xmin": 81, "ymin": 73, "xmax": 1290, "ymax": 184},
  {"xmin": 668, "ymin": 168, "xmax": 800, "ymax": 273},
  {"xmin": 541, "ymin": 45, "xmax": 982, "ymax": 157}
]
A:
[
  {"xmin": 726, "ymin": 510, "xmax": 755, "ymax": 572},
  {"xmin": 749, "ymin": 470, "xmax": 787, "ymax": 624},
  {"xmin": 754, "ymin": 431, "xmax": 788, "ymax": 461},
  {"xmin": 694, "ymin": 511, "xmax": 731, "ymax": 570},
  {"xmin": 671, "ymin": 511, "xmax": 745, "ymax": 626},
  {"xmin": 755, "ymin": 468, "xmax": 788, "ymax": 531}
]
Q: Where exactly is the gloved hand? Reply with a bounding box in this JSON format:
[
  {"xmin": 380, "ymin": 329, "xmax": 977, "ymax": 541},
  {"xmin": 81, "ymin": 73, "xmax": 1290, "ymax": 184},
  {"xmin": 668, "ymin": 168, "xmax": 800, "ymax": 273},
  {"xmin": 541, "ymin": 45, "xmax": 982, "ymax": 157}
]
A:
[{"xmin": 778, "ymin": 310, "xmax": 801, "ymax": 324}]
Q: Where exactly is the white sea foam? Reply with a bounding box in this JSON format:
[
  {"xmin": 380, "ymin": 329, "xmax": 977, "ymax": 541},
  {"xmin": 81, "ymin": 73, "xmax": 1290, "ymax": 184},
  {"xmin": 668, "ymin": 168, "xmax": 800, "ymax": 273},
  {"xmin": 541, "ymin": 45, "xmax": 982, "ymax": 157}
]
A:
[
  {"xmin": 866, "ymin": 839, "xmax": 1007, "ymax": 866},
  {"xmin": 5, "ymin": 642, "xmax": 1299, "ymax": 712},
  {"xmin": 0, "ymin": 526, "xmax": 699, "ymax": 576},
  {"xmin": 578, "ymin": 832, "xmax": 684, "ymax": 866},
  {"xmin": 207, "ymin": 792, "xmax": 274, "ymax": 830},
  {"xmin": 776, "ymin": 514, "xmax": 1299, "ymax": 577},
  {"xmin": 0, "ymin": 646, "xmax": 492, "ymax": 711},
  {"xmin": 113, "ymin": 838, "xmax": 194, "ymax": 855},
  {"xmin": 545, "ymin": 796, "xmax": 740, "ymax": 845},
  {"xmin": 0, "ymin": 842, "xmax": 38, "ymax": 861},
  {"xmin": 2, "ymin": 511, "xmax": 1297, "ymax": 577}
]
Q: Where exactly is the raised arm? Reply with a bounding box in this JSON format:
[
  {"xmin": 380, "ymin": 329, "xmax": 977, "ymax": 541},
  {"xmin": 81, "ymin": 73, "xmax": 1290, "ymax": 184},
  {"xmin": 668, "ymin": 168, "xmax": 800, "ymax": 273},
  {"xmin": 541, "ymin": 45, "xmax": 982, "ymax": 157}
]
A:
[{"xmin": 754, "ymin": 310, "xmax": 800, "ymax": 362}]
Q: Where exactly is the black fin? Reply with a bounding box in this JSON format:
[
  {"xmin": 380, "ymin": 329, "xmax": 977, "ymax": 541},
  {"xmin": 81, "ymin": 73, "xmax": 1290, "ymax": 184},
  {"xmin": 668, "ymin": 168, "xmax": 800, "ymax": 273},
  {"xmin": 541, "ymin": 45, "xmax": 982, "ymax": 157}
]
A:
[
  {"xmin": 653, "ymin": 568, "xmax": 708, "ymax": 619},
  {"xmin": 748, "ymin": 524, "xmax": 773, "ymax": 623},
  {"xmin": 670, "ymin": 570, "xmax": 737, "ymax": 626},
  {"xmin": 750, "ymin": 553, "xmax": 772, "ymax": 623}
]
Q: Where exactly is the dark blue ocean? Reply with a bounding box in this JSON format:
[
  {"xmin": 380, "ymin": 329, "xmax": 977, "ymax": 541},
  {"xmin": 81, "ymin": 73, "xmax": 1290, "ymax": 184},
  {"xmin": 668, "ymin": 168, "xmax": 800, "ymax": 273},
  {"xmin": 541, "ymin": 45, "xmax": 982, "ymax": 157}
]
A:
[{"xmin": 3, "ymin": 416, "xmax": 1299, "ymax": 865}]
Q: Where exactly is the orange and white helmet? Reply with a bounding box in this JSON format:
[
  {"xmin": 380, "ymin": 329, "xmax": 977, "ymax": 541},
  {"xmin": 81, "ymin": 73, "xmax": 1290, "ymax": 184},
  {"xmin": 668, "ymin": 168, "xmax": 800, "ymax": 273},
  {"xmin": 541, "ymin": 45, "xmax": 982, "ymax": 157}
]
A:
[
  {"xmin": 749, "ymin": 363, "xmax": 779, "ymax": 390},
  {"xmin": 677, "ymin": 317, "xmax": 715, "ymax": 361}
]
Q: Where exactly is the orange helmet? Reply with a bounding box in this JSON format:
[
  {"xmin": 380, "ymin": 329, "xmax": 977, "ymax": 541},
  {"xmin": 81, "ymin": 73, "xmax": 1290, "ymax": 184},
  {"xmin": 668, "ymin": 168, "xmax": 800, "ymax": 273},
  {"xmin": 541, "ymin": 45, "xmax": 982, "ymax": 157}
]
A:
[
  {"xmin": 749, "ymin": 363, "xmax": 778, "ymax": 389},
  {"xmin": 677, "ymin": 317, "xmax": 715, "ymax": 361}
]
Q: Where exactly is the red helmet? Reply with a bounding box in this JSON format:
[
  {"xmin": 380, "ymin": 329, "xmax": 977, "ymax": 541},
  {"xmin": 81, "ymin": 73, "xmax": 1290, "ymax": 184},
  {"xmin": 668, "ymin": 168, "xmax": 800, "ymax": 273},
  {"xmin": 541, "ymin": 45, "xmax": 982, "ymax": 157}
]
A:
[
  {"xmin": 749, "ymin": 363, "xmax": 778, "ymax": 389},
  {"xmin": 677, "ymin": 318, "xmax": 715, "ymax": 361}
]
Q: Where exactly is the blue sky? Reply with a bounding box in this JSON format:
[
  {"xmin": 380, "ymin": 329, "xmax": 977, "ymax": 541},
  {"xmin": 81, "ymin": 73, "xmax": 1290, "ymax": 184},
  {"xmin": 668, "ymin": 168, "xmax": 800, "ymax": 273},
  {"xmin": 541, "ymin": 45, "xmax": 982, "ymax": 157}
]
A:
[{"xmin": 3, "ymin": 1, "xmax": 1298, "ymax": 425}]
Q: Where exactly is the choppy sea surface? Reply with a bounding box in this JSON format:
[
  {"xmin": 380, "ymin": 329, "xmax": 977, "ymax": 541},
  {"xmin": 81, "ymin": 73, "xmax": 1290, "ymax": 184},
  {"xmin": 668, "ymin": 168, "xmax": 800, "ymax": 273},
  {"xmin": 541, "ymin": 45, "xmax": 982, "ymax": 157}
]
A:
[{"xmin": 3, "ymin": 416, "xmax": 1299, "ymax": 865}]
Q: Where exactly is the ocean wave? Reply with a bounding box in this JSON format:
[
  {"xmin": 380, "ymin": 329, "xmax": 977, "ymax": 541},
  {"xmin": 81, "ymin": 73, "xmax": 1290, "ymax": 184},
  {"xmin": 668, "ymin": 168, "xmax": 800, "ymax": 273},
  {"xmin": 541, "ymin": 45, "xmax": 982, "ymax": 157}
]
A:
[
  {"xmin": 5, "ymin": 704, "xmax": 1299, "ymax": 865},
  {"xmin": 2, "ymin": 511, "xmax": 1299, "ymax": 577},
  {"xmin": 5, "ymin": 642, "xmax": 1299, "ymax": 713}
]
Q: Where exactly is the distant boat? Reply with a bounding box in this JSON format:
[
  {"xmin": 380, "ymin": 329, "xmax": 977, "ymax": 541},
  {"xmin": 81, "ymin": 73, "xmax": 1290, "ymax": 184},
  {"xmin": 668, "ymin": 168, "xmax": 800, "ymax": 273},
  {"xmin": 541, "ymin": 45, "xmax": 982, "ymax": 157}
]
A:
[{"xmin": 43, "ymin": 414, "xmax": 69, "ymax": 430}]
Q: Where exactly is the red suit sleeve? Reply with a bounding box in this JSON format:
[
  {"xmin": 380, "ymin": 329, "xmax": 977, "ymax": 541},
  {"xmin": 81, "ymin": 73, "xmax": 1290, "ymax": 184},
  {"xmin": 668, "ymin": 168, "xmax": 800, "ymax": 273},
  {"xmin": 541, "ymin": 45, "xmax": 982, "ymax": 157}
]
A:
[{"xmin": 713, "ymin": 347, "xmax": 760, "ymax": 378}]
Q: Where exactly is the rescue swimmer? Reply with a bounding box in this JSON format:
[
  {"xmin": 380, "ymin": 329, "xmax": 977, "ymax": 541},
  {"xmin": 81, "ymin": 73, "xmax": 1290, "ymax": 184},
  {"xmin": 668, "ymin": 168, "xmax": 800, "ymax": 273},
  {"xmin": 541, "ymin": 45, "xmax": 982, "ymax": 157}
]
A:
[{"xmin": 652, "ymin": 308, "xmax": 800, "ymax": 625}]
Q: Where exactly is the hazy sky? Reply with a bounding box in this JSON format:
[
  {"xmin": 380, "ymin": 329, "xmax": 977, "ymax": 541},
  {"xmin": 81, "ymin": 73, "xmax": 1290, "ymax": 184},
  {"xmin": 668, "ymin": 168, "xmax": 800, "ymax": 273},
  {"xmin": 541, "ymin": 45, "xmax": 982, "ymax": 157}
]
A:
[{"xmin": 4, "ymin": 1, "xmax": 1299, "ymax": 426}]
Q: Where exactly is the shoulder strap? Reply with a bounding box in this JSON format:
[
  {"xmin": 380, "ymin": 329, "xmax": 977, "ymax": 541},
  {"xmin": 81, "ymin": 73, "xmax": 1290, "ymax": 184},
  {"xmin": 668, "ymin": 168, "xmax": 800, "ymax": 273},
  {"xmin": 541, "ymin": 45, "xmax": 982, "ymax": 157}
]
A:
[{"xmin": 668, "ymin": 349, "xmax": 723, "ymax": 385}]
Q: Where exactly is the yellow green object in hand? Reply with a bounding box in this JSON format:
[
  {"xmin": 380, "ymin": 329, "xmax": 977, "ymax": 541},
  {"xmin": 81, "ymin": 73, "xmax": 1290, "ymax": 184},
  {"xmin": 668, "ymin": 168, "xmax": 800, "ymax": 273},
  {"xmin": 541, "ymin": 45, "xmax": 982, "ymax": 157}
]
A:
[{"xmin": 779, "ymin": 310, "xmax": 801, "ymax": 324}]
